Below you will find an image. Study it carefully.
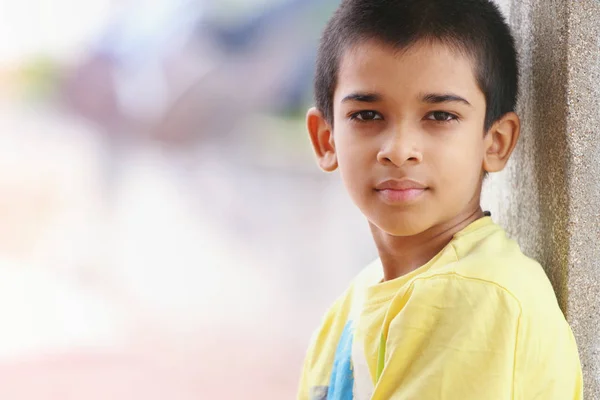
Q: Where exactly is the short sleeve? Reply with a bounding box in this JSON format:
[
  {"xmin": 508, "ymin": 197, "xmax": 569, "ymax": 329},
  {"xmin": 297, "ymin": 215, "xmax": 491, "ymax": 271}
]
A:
[
  {"xmin": 513, "ymin": 305, "xmax": 583, "ymax": 399},
  {"xmin": 371, "ymin": 273, "xmax": 522, "ymax": 399}
]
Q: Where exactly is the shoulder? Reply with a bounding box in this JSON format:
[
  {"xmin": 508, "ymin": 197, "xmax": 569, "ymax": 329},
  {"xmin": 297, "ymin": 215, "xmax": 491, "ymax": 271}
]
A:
[
  {"xmin": 445, "ymin": 223, "xmax": 562, "ymax": 319},
  {"xmin": 402, "ymin": 272, "xmax": 523, "ymax": 327},
  {"xmin": 401, "ymin": 221, "xmax": 565, "ymax": 329},
  {"xmin": 317, "ymin": 258, "xmax": 383, "ymax": 325},
  {"xmin": 303, "ymin": 260, "xmax": 381, "ymax": 364},
  {"xmin": 396, "ymin": 265, "xmax": 568, "ymax": 352},
  {"xmin": 435, "ymin": 224, "xmax": 578, "ymax": 369}
]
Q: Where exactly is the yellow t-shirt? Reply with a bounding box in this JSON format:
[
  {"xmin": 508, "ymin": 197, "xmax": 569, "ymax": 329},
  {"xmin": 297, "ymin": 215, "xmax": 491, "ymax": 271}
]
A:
[{"xmin": 298, "ymin": 217, "xmax": 583, "ymax": 400}]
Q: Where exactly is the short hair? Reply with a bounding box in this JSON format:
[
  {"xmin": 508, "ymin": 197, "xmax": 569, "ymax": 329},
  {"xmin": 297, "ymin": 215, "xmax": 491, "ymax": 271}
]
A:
[{"xmin": 314, "ymin": 0, "xmax": 519, "ymax": 131}]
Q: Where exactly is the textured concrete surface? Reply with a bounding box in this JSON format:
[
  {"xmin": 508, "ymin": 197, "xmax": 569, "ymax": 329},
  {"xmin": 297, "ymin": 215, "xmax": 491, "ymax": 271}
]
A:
[
  {"xmin": 483, "ymin": 1, "xmax": 600, "ymax": 397},
  {"xmin": 565, "ymin": 1, "xmax": 600, "ymax": 396}
]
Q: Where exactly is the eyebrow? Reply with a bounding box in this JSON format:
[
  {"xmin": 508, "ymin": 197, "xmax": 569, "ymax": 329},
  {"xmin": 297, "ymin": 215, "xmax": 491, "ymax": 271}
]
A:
[
  {"xmin": 341, "ymin": 92, "xmax": 382, "ymax": 103},
  {"xmin": 421, "ymin": 93, "xmax": 472, "ymax": 107},
  {"xmin": 341, "ymin": 91, "xmax": 472, "ymax": 107}
]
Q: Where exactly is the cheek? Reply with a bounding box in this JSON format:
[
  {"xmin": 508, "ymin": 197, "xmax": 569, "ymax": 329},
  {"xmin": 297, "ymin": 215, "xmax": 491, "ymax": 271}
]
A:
[
  {"xmin": 429, "ymin": 132, "xmax": 484, "ymax": 185},
  {"xmin": 338, "ymin": 151, "xmax": 368, "ymax": 189},
  {"xmin": 335, "ymin": 135, "xmax": 376, "ymax": 190},
  {"xmin": 336, "ymin": 131, "xmax": 375, "ymax": 167}
]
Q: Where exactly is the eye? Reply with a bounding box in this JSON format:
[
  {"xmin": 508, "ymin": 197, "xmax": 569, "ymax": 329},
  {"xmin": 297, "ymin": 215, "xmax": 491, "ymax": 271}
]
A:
[
  {"xmin": 349, "ymin": 110, "xmax": 383, "ymax": 122},
  {"xmin": 425, "ymin": 111, "xmax": 459, "ymax": 123}
]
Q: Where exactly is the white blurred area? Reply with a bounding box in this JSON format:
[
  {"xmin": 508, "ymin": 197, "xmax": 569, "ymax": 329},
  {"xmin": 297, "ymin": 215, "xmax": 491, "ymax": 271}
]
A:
[{"xmin": 0, "ymin": 0, "xmax": 376, "ymax": 398}]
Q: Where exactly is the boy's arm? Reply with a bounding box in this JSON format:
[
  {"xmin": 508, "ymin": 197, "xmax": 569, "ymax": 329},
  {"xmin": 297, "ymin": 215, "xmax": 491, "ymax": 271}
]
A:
[
  {"xmin": 370, "ymin": 274, "xmax": 582, "ymax": 400},
  {"xmin": 297, "ymin": 294, "xmax": 348, "ymax": 400},
  {"xmin": 513, "ymin": 307, "xmax": 583, "ymax": 399}
]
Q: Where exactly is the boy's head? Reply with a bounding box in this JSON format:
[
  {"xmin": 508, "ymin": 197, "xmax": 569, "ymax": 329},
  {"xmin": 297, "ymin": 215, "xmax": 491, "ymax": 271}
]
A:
[{"xmin": 308, "ymin": 0, "xmax": 521, "ymax": 236}]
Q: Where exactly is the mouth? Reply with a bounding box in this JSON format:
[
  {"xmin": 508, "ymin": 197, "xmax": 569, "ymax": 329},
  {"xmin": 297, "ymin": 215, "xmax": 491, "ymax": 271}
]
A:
[{"xmin": 375, "ymin": 179, "xmax": 428, "ymax": 204}]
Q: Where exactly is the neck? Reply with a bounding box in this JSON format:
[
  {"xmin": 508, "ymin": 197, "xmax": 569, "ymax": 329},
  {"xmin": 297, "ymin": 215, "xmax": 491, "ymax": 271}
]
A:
[{"xmin": 370, "ymin": 207, "xmax": 485, "ymax": 281}]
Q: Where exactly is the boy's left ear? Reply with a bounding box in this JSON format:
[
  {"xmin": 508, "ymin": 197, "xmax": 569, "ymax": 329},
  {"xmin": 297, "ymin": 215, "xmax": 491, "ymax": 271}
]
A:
[{"xmin": 483, "ymin": 112, "xmax": 521, "ymax": 173}]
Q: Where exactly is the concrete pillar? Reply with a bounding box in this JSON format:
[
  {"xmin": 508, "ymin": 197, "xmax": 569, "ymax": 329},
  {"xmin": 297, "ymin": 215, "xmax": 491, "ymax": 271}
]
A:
[{"xmin": 483, "ymin": 1, "xmax": 600, "ymax": 397}]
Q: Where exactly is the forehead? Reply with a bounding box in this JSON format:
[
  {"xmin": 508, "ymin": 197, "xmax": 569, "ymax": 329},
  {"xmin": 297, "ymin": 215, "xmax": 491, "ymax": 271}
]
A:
[{"xmin": 334, "ymin": 39, "xmax": 484, "ymax": 106}]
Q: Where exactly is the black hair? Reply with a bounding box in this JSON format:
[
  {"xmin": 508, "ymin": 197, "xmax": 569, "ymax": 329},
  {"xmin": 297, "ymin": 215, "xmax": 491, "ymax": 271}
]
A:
[{"xmin": 314, "ymin": 0, "xmax": 519, "ymax": 131}]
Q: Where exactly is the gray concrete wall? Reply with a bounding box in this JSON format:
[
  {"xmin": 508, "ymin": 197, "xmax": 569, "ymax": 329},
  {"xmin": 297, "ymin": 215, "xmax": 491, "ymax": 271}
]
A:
[
  {"xmin": 483, "ymin": 1, "xmax": 600, "ymax": 397},
  {"xmin": 565, "ymin": 1, "xmax": 600, "ymax": 396}
]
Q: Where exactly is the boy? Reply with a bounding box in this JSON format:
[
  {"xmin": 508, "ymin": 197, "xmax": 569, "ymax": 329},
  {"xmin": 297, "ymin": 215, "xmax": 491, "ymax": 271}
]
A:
[{"xmin": 298, "ymin": 0, "xmax": 583, "ymax": 399}]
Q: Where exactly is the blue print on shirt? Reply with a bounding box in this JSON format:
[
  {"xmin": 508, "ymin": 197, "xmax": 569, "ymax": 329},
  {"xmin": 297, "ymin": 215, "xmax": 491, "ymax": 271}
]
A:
[{"xmin": 327, "ymin": 321, "xmax": 355, "ymax": 400}]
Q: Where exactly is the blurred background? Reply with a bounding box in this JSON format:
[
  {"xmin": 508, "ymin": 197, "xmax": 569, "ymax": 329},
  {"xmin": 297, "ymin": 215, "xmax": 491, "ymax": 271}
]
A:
[{"xmin": 0, "ymin": 0, "xmax": 377, "ymax": 398}]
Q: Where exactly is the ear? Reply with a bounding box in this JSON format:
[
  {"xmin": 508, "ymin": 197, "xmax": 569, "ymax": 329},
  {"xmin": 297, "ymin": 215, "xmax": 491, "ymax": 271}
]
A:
[
  {"xmin": 307, "ymin": 107, "xmax": 338, "ymax": 172},
  {"xmin": 483, "ymin": 112, "xmax": 520, "ymax": 173}
]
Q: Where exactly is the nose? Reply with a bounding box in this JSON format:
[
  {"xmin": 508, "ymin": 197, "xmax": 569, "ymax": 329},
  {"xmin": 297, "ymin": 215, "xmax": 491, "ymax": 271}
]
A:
[{"xmin": 376, "ymin": 124, "xmax": 423, "ymax": 167}]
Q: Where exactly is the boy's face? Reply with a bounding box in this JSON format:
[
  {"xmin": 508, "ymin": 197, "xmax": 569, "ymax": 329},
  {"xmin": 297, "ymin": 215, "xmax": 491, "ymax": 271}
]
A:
[{"xmin": 317, "ymin": 40, "xmax": 492, "ymax": 236}]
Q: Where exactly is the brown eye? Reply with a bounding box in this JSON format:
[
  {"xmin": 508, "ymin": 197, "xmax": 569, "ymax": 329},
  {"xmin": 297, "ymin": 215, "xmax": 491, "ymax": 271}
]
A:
[
  {"xmin": 426, "ymin": 111, "xmax": 458, "ymax": 122},
  {"xmin": 350, "ymin": 111, "xmax": 383, "ymax": 122}
]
